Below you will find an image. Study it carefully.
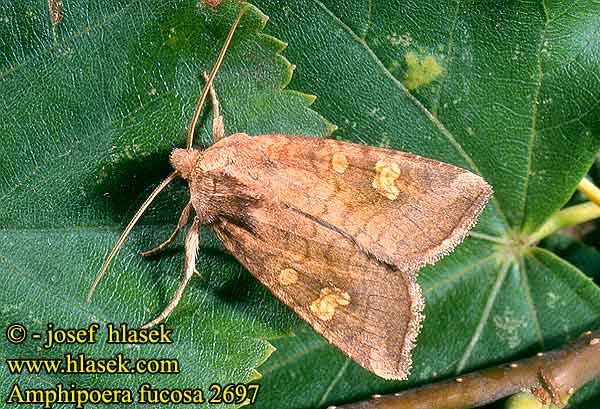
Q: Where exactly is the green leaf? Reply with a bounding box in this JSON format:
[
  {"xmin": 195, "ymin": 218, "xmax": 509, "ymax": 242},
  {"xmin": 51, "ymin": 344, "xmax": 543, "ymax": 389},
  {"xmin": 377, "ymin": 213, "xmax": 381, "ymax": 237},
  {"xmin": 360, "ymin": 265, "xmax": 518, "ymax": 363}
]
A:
[
  {"xmin": 0, "ymin": 0, "xmax": 328, "ymax": 406},
  {"xmin": 542, "ymin": 234, "xmax": 600, "ymax": 281},
  {"xmin": 246, "ymin": 0, "xmax": 600, "ymax": 407}
]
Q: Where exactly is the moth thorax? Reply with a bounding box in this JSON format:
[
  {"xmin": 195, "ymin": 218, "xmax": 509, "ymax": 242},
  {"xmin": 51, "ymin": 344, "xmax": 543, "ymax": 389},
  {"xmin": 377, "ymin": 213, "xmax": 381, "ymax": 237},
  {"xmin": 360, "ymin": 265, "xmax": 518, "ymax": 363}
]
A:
[{"xmin": 170, "ymin": 148, "xmax": 201, "ymax": 179}]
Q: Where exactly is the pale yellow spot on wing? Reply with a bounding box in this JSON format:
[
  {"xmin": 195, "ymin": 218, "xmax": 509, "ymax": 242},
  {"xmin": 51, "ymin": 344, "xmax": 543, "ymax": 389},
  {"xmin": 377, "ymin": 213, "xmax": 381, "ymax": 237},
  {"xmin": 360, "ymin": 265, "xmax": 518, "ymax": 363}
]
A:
[
  {"xmin": 309, "ymin": 287, "xmax": 350, "ymax": 321},
  {"xmin": 278, "ymin": 268, "xmax": 298, "ymax": 286},
  {"xmin": 331, "ymin": 152, "xmax": 348, "ymax": 174},
  {"xmin": 372, "ymin": 160, "xmax": 401, "ymax": 200}
]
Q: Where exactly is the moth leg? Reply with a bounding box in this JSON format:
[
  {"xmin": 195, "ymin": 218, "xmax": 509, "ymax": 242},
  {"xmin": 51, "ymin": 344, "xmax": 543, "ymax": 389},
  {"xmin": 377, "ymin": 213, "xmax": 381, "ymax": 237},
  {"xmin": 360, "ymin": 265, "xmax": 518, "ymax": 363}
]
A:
[
  {"xmin": 202, "ymin": 71, "xmax": 224, "ymax": 142},
  {"xmin": 140, "ymin": 202, "xmax": 193, "ymax": 257},
  {"xmin": 141, "ymin": 217, "xmax": 200, "ymax": 329}
]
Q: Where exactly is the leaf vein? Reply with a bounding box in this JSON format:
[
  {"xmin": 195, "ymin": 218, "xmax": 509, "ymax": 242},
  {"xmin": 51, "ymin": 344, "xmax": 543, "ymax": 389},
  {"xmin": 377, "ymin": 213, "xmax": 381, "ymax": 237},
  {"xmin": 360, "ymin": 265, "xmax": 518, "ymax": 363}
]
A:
[
  {"xmin": 317, "ymin": 357, "xmax": 351, "ymax": 408},
  {"xmin": 260, "ymin": 340, "xmax": 329, "ymax": 375},
  {"xmin": 424, "ymin": 253, "xmax": 497, "ymax": 295},
  {"xmin": 518, "ymin": 255, "xmax": 544, "ymax": 347},
  {"xmin": 362, "ymin": 0, "xmax": 373, "ymax": 40},
  {"xmin": 0, "ymin": 88, "xmax": 176, "ymax": 206},
  {"xmin": 519, "ymin": 0, "xmax": 551, "ymax": 230},
  {"xmin": 0, "ymin": 254, "xmax": 112, "ymax": 324},
  {"xmin": 455, "ymin": 261, "xmax": 510, "ymax": 373}
]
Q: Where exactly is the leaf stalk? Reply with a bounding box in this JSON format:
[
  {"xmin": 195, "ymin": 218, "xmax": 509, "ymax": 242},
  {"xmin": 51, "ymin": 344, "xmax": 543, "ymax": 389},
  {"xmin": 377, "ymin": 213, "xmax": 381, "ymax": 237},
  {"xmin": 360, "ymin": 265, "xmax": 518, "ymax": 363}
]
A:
[
  {"xmin": 577, "ymin": 177, "xmax": 600, "ymax": 207},
  {"xmin": 526, "ymin": 177, "xmax": 600, "ymax": 244},
  {"xmin": 527, "ymin": 202, "xmax": 600, "ymax": 245}
]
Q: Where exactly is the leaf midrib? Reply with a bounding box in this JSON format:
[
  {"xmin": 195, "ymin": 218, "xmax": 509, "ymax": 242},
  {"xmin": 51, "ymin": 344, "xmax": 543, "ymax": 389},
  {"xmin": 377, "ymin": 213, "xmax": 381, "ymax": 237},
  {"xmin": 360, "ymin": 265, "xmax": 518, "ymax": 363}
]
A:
[
  {"xmin": 519, "ymin": 0, "xmax": 550, "ymax": 232},
  {"xmin": 455, "ymin": 261, "xmax": 510, "ymax": 373}
]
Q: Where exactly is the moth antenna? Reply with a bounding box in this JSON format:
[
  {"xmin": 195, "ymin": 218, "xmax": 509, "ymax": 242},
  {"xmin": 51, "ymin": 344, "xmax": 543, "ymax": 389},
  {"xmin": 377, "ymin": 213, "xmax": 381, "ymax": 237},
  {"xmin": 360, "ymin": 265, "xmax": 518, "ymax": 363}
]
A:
[
  {"xmin": 87, "ymin": 171, "xmax": 179, "ymax": 303},
  {"xmin": 186, "ymin": 4, "xmax": 249, "ymax": 149}
]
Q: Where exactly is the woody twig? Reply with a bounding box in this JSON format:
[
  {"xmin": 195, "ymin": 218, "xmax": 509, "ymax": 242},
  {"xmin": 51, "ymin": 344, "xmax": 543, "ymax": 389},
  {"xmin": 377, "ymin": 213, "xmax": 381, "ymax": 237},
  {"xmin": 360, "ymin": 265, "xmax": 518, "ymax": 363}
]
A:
[{"xmin": 336, "ymin": 330, "xmax": 600, "ymax": 409}]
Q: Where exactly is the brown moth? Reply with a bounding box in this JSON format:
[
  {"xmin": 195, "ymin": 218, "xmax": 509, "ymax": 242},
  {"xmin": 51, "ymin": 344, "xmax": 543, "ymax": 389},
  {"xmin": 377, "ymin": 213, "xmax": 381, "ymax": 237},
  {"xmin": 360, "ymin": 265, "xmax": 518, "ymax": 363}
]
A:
[{"xmin": 87, "ymin": 5, "xmax": 492, "ymax": 380}]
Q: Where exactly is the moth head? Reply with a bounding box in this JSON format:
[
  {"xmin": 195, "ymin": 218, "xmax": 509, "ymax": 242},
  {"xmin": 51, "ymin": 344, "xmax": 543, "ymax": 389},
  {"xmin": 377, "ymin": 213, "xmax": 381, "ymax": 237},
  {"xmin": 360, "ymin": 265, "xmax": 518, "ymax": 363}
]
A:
[{"xmin": 170, "ymin": 148, "xmax": 201, "ymax": 179}]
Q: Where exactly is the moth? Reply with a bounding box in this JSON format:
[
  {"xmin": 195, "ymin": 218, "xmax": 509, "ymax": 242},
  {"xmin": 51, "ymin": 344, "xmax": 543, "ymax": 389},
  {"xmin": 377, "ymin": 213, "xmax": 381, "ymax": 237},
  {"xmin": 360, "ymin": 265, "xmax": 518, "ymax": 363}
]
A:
[{"xmin": 87, "ymin": 6, "xmax": 492, "ymax": 380}]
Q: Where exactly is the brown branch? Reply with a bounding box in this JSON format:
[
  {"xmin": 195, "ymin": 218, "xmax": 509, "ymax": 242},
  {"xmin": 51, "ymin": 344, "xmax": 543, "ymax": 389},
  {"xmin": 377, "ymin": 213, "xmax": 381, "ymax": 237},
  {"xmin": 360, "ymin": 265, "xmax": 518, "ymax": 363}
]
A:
[{"xmin": 335, "ymin": 330, "xmax": 600, "ymax": 409}]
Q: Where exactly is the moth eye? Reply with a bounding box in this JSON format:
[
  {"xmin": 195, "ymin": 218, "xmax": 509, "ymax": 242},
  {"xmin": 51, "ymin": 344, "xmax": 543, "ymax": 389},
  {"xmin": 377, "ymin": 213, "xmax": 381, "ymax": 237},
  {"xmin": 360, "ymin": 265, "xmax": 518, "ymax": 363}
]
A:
[
  {"xmin": 309, "ymin": 287, "xmax": 351, "ymax": 321},
  {"xmin": 372, "ymin": 159, "xmax": 401, "ymax": 200},
  {"xmin": 331, "ymin": 152, "xmax": 349, "ymax": 174},
  {"xmin": 277, "ymin": 268, "xmax": 298, "ymax": 286}
]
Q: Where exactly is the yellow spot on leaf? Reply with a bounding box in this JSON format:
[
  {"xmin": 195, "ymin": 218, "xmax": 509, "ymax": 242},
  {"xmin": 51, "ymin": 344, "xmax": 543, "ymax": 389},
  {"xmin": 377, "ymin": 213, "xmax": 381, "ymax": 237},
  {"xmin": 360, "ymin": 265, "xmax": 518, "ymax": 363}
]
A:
[
  {"xmin": 403, "ymin": 52, "xmax": 443, "ymax": 90},
  {"xmin": 278, "ymin": 268, "xmax": 298, "ymax": 286},
  {"xmin": 372, "ymin": 160, "xmax": 401, "ymax": 200},
  {"xmin": 331, "ymin": 152, "xmax": 348, "ymax": 174},
  {"xmin": 310, "ymin": 287, "xmax": 350, "ymax": 321}
]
